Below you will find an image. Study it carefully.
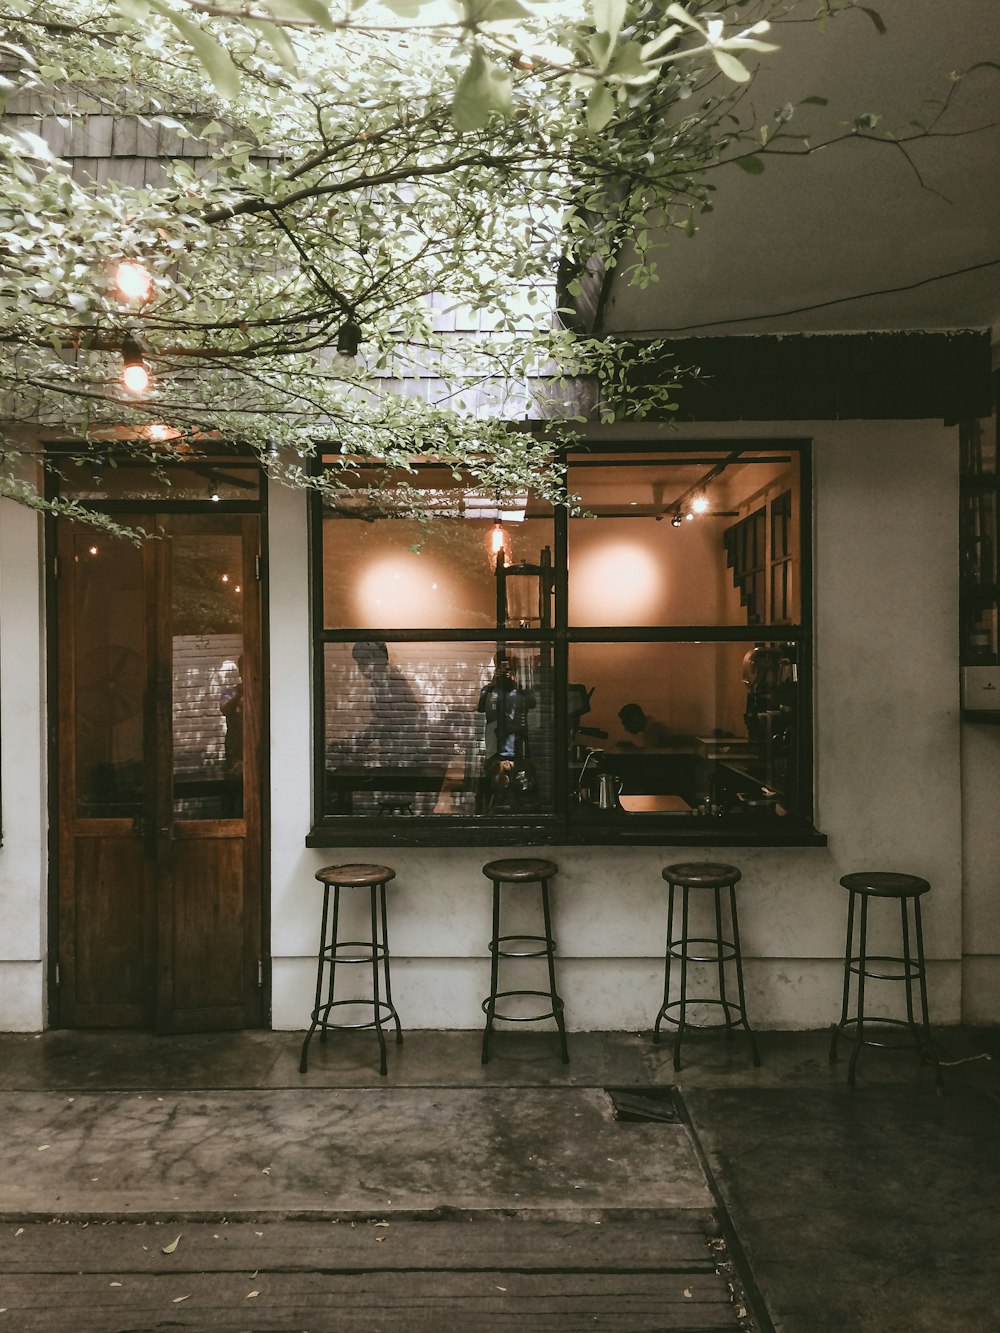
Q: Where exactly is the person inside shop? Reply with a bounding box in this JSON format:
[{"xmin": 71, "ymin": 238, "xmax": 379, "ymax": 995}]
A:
[
  {"xmin": 616, "ymin": 702, "xmax": 671, "ymax": 750},
  {"xmin": 476, "ymin": 657, "xmax": 538, "ymax": 809}
]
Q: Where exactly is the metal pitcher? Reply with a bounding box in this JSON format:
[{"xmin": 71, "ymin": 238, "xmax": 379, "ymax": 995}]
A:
[{"xmin": 596, "ymin": 772, "xmax": 623, "ymax": 810}]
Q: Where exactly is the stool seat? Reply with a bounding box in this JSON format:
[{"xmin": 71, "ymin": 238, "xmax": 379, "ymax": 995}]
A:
[
  {"xmin": 663, "ymin": 862, "xmax": 741, "ymax": 890},
  {"xmin": 481, "ymin": 857, "xmax": 568, "ymax": 1064},
  {"xmin": 830, "ymin": 869, "xmax": 941, "ymax": 1089},
  {"xmin": 483, "ymin": 857, "xmax": 558, "ymax": 882},
  {"xmin": 839, "ymin": 872, "xmax": 929, "ymax": 898},
  {"xmin": 300, "ymin": 862, "xmax": 402, "ymax": 1077},
  {"xmin": 315, "ymin": 863, "xmax": 395, "ymax": 888},
  {"xmin": 654, "ymin": 861, "xmax": 759, "ymax": 1071}
]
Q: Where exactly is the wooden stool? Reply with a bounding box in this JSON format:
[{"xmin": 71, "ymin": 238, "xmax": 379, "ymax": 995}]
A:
[
  {"xmin": 299, "ymin": 863, "xmax": 402, "ymax": 1077},
  {"xmin": 481, "ymin": 857, "xmax": 568, "ymax": 1065},
  {"xmin": 829, "ymin": 872, "xmax": 942, "ymax": 1089},
  {"xmin": 654, "ymin": 861, "xmax": 761, "ymax": 1071}
]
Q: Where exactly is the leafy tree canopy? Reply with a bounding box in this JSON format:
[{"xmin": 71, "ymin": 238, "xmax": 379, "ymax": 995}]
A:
[{"xmin": 0, "ymin": 0, "xmax": 887, "ymax": 522}]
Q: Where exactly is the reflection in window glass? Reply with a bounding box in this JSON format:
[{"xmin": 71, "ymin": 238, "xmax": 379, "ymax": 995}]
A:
[
  {"xmin": 568, "ymin": 641, "xmax": 798, "ymax": 819},
  {"xmin": 171, "ymin": 520, "xmax": 245, "ymax": 819},
  {"xmin": 568, "ymin": 451, "xmax": 800, "ymax": 627},
  {"xmin": 321, "ymin": 466, "xmax": 554, "ymax": 629},
  {"xmin": 321, "ymin": 640, "xmax": 554, "ymax": 816}
]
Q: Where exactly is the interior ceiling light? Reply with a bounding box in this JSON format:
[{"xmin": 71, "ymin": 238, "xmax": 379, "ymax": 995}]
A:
[
  {"xmin": 488, "ymin": 518, "xmax": 511, "ymax": 569},
  {"xmin": 120, "ymin": 335, "xmax": 150, "ymax": 395},
  {"xmin": 670, "ymin": 514, "xmax": 683, "ymax": 527},
  {"xmin": 691, "ymin": 494, "xmax": 710, "ymax": 514},
  {"xmin": 208, "ymin": 477, "xmax": 221, "ymax": 502},
  {"xmin": 114, "ymin": 260, "xmax": 152, "ymax": 303}
]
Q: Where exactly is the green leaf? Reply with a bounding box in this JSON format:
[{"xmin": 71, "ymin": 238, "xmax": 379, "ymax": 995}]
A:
[
  {"xmin": 586, "ymin": 82, "xmax": 615, "ymax": 132},
  {"xmin": 248, "ymin": 18, "xmax": 299, "ymax": 73},
  {"xmin": 477, "ymin": 0, "xmax": 531, "ymax": 20},
  {"xmin": 148, "ymin": 1, "xmax": 241, "ymax": 99},
  {"xmin": 262, "ymin": 0, "xmax": 336, "ymax": 29},
  {"xmin": 452, "ymin": 47, "xmax": 512, "ymax": 129},
  {"xmin": 712, "ymin": 49, "xmax": 750, "ymax": 83},
  {"xmin": 858, "ymin": 6, "xmax": 887, "ymax": 35},
  {"xmin": 734, "ymin": 154, "xmax": 764, "ymax": 174},
  {"xmin": 590, "ymin": 0, "xmax": 626, "ymax": 47}
]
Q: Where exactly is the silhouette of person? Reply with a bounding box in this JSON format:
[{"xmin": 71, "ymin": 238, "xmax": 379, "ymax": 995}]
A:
[
  {"xmin": 351, "ymin": 640, "xmax": 426, "ymax": 765},
  {"xmin": 617, "ymin": 702, "xmax": 671, "ymax": 749}
]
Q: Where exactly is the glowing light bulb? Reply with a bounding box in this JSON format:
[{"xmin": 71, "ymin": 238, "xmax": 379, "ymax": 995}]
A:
[
  {"xmin": 122, "ymin": 361, "xmax": 150, "ymax": 394},
  {"xmin": 691, "ymin": 495, "xmax": 709, "ymax": 515},
  {"xmin": 114, "ymin": 260, "xmax": 152, "ymax": 303},
  {"xmin": 221, "ymin": 573, "xmax": 229, "ymax": 583},
  {"xmin": 88, "ymin": 545, "xmax": 99, "ymax": 556}
]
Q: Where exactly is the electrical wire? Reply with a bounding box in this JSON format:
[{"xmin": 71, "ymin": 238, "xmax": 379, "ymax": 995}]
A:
[{"xmin": 622, "ymin": 256, "xmax": 1000, "ymax": 335}]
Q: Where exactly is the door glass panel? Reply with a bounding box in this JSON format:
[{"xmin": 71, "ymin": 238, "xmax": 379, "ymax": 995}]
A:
[
  {"xmin": 170, "ymin": 517, "xmax": 246, "ymax": 819},
  {"xmin": 73, "ymin": 532, "xmax": 146, "ymax": 818}
]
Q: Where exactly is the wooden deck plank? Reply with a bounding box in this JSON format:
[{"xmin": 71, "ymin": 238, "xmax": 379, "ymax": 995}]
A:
[
  {"xmin": 0, "ymin": 1271, "xmax": 740, "ymax": 1332},
  {"xmin": 0, "ymin": 1216, "xmax": 720, "ymax": 1274}
]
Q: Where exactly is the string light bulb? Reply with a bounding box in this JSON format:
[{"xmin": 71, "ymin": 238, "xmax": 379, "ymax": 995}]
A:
[
  {"xmin": 114, "ymin": 260, "xmax": 152, "ymax": 303},
  {"xmin": 120, "ymin": 335, "xmax": 150, "ymax": 395}
]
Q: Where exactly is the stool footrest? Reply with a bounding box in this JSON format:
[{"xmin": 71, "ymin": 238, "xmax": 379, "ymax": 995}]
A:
[
  {"xmin": 491, "ymin": 933, "xmax": 555, "ymax": 960},
  {"xmin": 655, "ymin": 997, "xmax": 753, "ymax": 1033},
  {"xmin": 482, "ymin": 990, "xmax": 565, "ymax": 1025},
  {"xmin": 313, "ymin": 997, "xmax": 400, "ymax": 1033},
  {"xmin": 667, "ymin": 937, "xmax": 738, "ymax": 965},
  {"xmin": 846, "ymin": 955, "xmax": 924, "ymax": 982}
]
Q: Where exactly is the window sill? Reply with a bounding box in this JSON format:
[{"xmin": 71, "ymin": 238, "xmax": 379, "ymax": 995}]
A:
[{"xmin": 305, "ymin": 814, "xmax": 828, "ymax": 849}]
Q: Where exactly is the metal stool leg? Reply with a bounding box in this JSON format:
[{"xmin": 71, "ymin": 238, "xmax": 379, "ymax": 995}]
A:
[
  {"xmin": 299, "ymin": 882, "xmax": 332, "ymax": 1074},
  {"xmin": 830, "ymin": 888, "xmax": 856, "ymax": 1065},
  {"xmin": 380, "ymin": 880, "xmax": 403, "ymax": 1046},
  {"xmin": 482, "ymin": 878, "xmax": 502, "ymax": 1064},
  {"xmin": 540, "ymin": 877, "xmax": 569, "ymax": 1064},
  {"xmin": 369, "ymin": 884, "xmax": 388, "ymax": 1077},
  {"xmin": 673, "ymin": 884, "xmax": 690, "ymax": 1072},
  {"xmin": 653, "ymin": 878, "xmax": 675, "ymax": 1045},
  {"xmin": 714, "ymin": 886, "xmax": 733, "ymax": 1038},
  {"xmin": 847, "ymin": 895, "xmax": 869, "ymax": 1087}
]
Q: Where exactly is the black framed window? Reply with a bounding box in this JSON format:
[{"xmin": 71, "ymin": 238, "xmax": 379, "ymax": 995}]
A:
[{"xmin": 310, "ymin": 441, "xmax": 819, "ymax": 846}]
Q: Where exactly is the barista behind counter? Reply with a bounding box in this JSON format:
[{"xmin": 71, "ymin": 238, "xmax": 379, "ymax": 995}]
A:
[{"xmin": 602, "ymin": 706, "xmax": 700, "ymax": 804}]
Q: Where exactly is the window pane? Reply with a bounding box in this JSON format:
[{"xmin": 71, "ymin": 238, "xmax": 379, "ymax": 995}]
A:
[
  {"xmin": 567, "ymin": 640, "xmax": 799, "ymax": 819},
  {"xmin": 72, "ymin": 532, "xmax": 146, "ymax": 818},
  {"xmin": 55, "ymin": 460, "xmax": 259, "ymax": 503},
  {"xmin": 321, "ymin": 466, "xmax": 554, "ymax": 629},
  {"xmin": 321, "ymin": 640, "xmax": 555, "ymax": 816},
  {"xmin": 170, "ymin": 516, "xmax": 246, "ymax": 820},
  {"xmin": 567, "ymin": 450, "xmax": 800, "ymax": 627}
]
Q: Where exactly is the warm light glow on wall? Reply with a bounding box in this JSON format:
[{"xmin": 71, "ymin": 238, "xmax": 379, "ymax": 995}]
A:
[
  {"xmin": 570, "ymin": 542, "xmax": 662, "ymax": 621},
  {"xmin": 356, "ymin": 557, "xmax": 451, "ymax": 627}
]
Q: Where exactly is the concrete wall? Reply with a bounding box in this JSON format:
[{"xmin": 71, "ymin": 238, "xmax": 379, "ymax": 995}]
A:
[{"xmin": 0, "ymin": 416, "xmax": 988, "ymax": 1032}]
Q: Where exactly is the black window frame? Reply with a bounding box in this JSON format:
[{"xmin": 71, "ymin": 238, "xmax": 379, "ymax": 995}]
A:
[{"xmin": 308, "ymin": 436, "xmax": 824, "ymax": 847}]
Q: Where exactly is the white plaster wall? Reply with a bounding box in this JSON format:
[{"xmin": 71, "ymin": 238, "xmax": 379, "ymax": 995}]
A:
[
  {"xmin": 0, "ymin": 500, "xmax": 47, "ymax": 1030},
  {"xmin": 269, "ymin": 420, "xmax": 969, "ymax": 1033}
]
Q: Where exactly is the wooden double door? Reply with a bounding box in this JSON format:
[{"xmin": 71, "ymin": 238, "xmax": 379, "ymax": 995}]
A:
[{"xmin": 54, "ymin": 511, "xmax": 264, "ymax": 1031}]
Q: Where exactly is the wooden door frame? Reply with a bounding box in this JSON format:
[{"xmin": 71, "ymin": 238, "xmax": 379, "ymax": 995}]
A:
[{"xmin": 45, "ymin": 463, "xmax": 271, "ymax": 1030}]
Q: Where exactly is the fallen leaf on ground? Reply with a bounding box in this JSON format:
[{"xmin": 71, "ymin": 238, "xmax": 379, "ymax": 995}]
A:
[
  {"xmin": 683, "ymin": 1288, "xmax": 693, "ymax": 1298},
  {"xmin": 14, "ymin": 1229, "xmax": 23, "ymax": 1237},
  {"xmin": 162, "ymin": 1236, "xmax": 181, "ymax": 1255},
  {"xmin": 172, "ymin": 1295, "xmax": 190, "ymax": 1303},
  {"xmin": 246, "ymin": 1291, "xmax": 260, "ymax": 1299},
  {"xmin": 37, "ymin": 1145, "xmax": 49, "ymax": 1152},
  {"xmin": 110, "ymin": 1282, "xmax": 122, "ymax": 1288}
]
